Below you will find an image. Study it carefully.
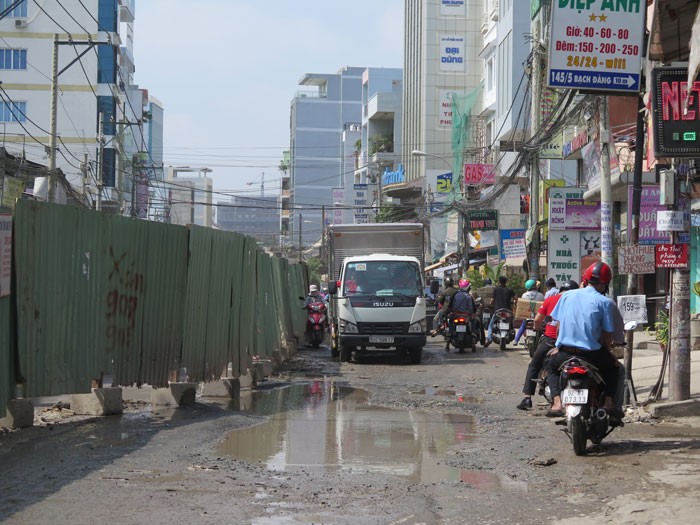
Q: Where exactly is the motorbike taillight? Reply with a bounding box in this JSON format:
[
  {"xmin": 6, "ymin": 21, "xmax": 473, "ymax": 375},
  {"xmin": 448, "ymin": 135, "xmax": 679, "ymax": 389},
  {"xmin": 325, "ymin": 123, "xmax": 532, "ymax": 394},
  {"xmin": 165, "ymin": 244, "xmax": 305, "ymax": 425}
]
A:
[
  {"xmin": 455, "ymin": 317, "xmax": 466, "ymax": 323},
  {"xmin": 565, "ymin": 366, "xmax": 588, "ymax": 376},
  {"xmin": 498, "ymin": 312, "xmax": 509, "ymax": 319}
]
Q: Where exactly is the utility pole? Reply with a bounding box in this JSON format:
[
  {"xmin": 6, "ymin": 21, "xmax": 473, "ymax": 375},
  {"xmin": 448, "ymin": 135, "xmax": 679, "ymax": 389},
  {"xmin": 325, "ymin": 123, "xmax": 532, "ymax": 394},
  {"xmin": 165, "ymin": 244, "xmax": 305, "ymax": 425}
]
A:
[
  {"xmin": 81, "ymin": 153, "xmax": 88, "ymax": 198},
  {"xmin": 47, "ymin": 34, "xmax": 59, "ymax": 203},
  {"xmin": 528, "ymin": 17, "xmax": 542, "ymax": 280},
  {"xmin": 599, "ymin": 97, "xmax": 614, "ymax": 278},
  {"xmin": 624, "ymin": 94, "xmax": 646, "ymax": 405},
  {"xmin": 96, "ymin": 112, "xmax": 104, "ymax": 212},
  {"xmin": 321, "ymin": 205, "xmax": 326, "ymax": 265},
  {"xmin": 298, "ymin": 213, "xmax": 303, "ymax": 264}
]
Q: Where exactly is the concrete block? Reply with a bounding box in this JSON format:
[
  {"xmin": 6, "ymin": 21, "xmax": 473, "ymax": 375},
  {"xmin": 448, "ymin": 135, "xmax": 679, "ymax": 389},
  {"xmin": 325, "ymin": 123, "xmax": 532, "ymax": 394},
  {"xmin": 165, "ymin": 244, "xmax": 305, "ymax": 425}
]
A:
[
  {"xmin": 650, "ymin": 398, "xmax": 700, "ymax": 419},
  {"xmin": 200, "ymin": 377, "xmax": 241, "ymax": 398},
  {"xmin": 253, "ymin": 360, "xmax": 273, "ymax": 381},
  {"xmin": 1, "ymin": 399, "xmax": 35, "ymax": 428},
  {"xmin": 271, "ymin": 349, "xmax": 284, "ymax": 366},
  {"xmin": 239, "ymin": 368, "xmax": 256, "ymax": 389},
  {"xmin": 71, "ymin": 388, "xmax": 123, "ymax": 416},
  {"xmin": 151, "ymin": 382, "xmax": 197, "ymax": 406}
]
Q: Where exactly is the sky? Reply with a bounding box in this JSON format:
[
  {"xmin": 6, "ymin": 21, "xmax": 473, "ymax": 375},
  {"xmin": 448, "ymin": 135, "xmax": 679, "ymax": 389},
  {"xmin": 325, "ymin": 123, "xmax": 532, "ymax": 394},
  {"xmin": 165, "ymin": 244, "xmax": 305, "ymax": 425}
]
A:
[{"xmin": 133, "ymin": 0, "xmax": 404, "ymax": 200}]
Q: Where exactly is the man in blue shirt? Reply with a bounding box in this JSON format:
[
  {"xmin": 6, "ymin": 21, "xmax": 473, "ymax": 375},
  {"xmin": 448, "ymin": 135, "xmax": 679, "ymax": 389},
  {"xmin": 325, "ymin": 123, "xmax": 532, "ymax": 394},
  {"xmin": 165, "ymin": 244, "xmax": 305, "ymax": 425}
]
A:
[{"xmin": 544, "ymin": 262, "xmax": 620, "ymax": 417}]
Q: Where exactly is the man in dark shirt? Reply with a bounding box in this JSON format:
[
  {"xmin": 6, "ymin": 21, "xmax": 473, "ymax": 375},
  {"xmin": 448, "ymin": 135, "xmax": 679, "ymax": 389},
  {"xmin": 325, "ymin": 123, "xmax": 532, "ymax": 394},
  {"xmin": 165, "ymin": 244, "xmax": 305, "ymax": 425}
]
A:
[{"xmin": 486, "ymin": 275, "xmax": 515, "ymax": 343}]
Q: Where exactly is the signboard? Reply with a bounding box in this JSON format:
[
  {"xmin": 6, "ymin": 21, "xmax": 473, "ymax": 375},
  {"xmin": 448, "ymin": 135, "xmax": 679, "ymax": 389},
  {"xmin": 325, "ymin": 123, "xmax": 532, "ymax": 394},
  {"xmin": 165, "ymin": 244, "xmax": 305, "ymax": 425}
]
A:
[
  {"xmin": 618, "ymin": 245, "xmax": 656, "ymax": 274},
  {"xmin": 656, "ymin": 210, "xmax": 686, "ymax": 232},
  {"xmin": 440, "ymin": 34, "xmax": 466, "ymax": 72},
  {"xmin": 548, "ymin": 230, "xmax": 581, "ymax": 284},
  {"xmin": 651, "ymin": 67, "xmax": 700, "ymax": 157},
  {"xmin": 0, "ymin": 214, "xmax": 11, "ymax": 297},
  {"xmin": 629, "ymin": 186, "xmax": 670, "ymax": 244},
  {"xmin": 563, "ymin": 199, "xmax": 601, "ymax": 230},
  {"xmin": 500, "ymin": 229, "xmax": 526, "ymax": 260},
  {"xmin": 440, "ymin": 0, "xmax": 465, "ymax": 16},
  {"xmin": 467, "ymin": 210, "xmax": 498, "ymax": 230},
  {"xmin": 464, "ymin": 163, "xmax": 496, "ymax": 185},
  {"xmin": 547, "ymin": 0, "xmax": 644, "ymax": 93},
  {"xmin": 617, "ymin": 295, "xmax": 648, "ymax": 324},
  {"xmin": 549, "ymin": 186, "xmax": 585, "ymax": 230},
  {"xmin": 2, "ymin": 177, "xmax": 24, "ymax": 209},
  {"xmin": 438, "ymin": 90, "xmax": 455, "ymax": 127},
  {"xmin": 436, "ymin": 171, "xmax": 453, "ymax": 194},
  {"xmin": 353, "ymin": 184, "xmax": 368, "ymax": 215},
  {"xmin": 332, "ymin": 188, "xmax": 345, "ymax": 224},
  {"xmin": 655, "ymin": 243, "xmax": 688, "ymax": 269}
]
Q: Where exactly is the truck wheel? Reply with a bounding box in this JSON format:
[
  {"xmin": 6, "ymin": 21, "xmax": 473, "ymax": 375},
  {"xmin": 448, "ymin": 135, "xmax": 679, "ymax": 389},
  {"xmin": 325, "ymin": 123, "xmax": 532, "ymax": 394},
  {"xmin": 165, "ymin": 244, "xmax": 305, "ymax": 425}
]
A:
[
  {"xmin": 340, "ymin": 345, "xmax": 352, "ymax": 362},
  {"xmin": 409, "ymin": 347, "xmax": 422, "ymax": 364}
]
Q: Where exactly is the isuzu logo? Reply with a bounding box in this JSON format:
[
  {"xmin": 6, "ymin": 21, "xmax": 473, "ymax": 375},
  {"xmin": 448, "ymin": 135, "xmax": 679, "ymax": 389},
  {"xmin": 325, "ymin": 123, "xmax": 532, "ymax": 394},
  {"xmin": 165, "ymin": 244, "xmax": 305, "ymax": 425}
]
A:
[{"xmin": 373, "ymin": 302, "xmax": 394, "ymax": 307}]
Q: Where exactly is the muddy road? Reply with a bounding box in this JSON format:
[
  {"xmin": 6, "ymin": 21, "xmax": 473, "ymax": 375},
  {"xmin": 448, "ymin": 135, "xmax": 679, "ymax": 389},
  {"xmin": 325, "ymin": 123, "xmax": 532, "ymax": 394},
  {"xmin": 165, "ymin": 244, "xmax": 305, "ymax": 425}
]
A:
[{"xmin": 2, "ymin": 340, "xmax": 700, "ymax": 524}]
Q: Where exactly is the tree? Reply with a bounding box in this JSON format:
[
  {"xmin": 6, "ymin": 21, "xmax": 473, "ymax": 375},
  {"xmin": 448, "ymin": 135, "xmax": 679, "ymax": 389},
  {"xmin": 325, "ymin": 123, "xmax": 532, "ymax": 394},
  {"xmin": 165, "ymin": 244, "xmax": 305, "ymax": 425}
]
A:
[{"xmin": 375, "ymin": 203, "xmax": 418, "ymax": 223}]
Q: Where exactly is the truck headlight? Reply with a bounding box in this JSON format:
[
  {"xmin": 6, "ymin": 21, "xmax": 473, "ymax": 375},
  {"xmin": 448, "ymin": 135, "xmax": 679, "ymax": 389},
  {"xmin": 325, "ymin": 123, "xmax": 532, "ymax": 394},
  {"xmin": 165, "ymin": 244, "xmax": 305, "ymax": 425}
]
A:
[
  {"xmin": 339, "ymin": 319, "xmax": 358, "ymax": 333},
  {"xmin": 408, "ymin": 319, "xmax": 426, "ymax": 333}
]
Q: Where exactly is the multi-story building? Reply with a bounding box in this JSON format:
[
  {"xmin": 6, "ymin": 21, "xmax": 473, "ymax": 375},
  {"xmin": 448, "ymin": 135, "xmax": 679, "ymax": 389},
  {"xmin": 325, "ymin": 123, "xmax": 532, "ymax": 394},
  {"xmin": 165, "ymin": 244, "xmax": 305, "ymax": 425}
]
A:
[
  {"xmin": 289, "ymin": 66, "xmax": 366, "ymax": 245},
  {"xmin": 0, "ymin": 0, "xmax": 160, "ymax": 217},
  {"xmin": 166, "ymin": 166, "xmax": 213, "ymax": 227},
  {"xmin": 216, "ymin": 194, "xmax": 280, "ymax": 248}
]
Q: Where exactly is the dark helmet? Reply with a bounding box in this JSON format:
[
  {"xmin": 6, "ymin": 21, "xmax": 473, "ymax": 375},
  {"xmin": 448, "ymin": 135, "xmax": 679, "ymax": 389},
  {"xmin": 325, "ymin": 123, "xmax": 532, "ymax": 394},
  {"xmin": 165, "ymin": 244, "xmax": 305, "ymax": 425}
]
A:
[
  {"xmin": 559, "ymin": 279, "xmax": 579, "ymax": 293},
  {"xmin": 583, "ymin": 261, "xmax": 612, "ymax": 285},
  {"xmin": 545, "ymin": 278, "xmax": 556, "ymax": 288},
  {"xmin": 484, "ymin": 278, "xmax": 492, "ymax": 285},
  {"xmin": 444, "ymin": 276, "xmax": 454, "ymax": 288}
]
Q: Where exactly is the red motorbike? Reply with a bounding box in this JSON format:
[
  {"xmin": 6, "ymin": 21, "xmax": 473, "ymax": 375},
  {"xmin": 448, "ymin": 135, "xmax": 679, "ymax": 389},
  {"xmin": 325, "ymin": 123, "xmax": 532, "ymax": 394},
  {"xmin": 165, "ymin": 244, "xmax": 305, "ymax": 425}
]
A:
[{"xmin": 303, "ymin": 300, "xmax": 327, "ymax": 348}]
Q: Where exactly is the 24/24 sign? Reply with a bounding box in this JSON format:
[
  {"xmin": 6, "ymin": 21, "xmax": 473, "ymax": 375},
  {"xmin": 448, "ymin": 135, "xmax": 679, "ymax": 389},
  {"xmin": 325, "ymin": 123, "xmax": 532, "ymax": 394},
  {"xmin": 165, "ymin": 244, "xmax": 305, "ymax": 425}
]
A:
[{"xmin": 547, "ymin": 0, "xmax": 645, "ymax": 93}]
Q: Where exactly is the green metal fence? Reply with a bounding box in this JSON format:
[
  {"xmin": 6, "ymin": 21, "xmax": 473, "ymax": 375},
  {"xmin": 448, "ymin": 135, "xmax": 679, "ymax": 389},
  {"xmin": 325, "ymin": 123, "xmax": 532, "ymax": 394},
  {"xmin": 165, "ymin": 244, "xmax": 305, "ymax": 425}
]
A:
[{"xmin": 0, "ymin": 200, "xmax": 306, "ymax": 408}]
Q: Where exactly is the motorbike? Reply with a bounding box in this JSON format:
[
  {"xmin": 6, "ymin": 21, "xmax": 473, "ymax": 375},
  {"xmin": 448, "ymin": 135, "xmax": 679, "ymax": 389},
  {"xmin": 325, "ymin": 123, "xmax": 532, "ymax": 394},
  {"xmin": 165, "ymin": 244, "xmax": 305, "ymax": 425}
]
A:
[
  {"xmin": 491, "ymin": 308, "xmax": 515, "ymax": 351},
  {"xmin": 446, "ymin": 310, "xmax": 476, "ymax": 353},
  {"xmin": 553, "ymin": 321, "xmax": 638, "ymax": 456},
  {"xmin": 474, "ymin": 298, "xmax": 486, "ymax": 346},
  {"xmin": 300, "ymin": 298, "xmax": 327, "ymax": 348},
  {"xmin": 523, "ymin": 319, "xmax": 540, "ymax": 358}
]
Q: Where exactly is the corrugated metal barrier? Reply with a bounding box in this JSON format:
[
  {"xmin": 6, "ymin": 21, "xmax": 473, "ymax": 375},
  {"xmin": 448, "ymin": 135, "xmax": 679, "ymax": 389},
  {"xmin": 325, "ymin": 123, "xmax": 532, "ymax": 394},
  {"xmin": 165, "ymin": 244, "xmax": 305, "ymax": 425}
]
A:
[{"xmin": 0, "ymin": 200, "xmax": 307, "ymax": 411}]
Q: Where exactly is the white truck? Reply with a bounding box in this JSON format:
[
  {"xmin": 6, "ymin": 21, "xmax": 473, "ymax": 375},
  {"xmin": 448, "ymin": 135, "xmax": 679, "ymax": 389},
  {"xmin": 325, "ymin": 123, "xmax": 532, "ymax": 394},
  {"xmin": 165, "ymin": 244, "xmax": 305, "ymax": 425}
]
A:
[{"xmin": 326, "ymin": 223, "xmax": 428, "ymax": 363}]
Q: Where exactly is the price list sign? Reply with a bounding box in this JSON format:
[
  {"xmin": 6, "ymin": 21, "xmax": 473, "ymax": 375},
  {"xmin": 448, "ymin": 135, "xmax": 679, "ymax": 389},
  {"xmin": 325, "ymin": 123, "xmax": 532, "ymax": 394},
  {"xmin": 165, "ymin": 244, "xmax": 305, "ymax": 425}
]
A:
[{"xmin": 548, "ymin": 1, "xmax": 645, "ymax": 93}]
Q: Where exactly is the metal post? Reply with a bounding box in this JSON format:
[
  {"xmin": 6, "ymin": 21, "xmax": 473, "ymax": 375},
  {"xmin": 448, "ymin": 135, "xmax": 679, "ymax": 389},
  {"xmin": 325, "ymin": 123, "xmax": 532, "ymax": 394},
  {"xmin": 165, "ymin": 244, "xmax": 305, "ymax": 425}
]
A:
[
  {"xmin": 321, "ymin": 205, "xmax": 326, "ymax": 262},
  {"xmin": 48, "ymin": 34, "xmax": 59, "ymax": 203},
  {"xmin": 599, "ymin": 98, "xmax": 614, "ymax": 278},
  {"xmin": 528, "ymin": 19, "xmax": 542, "ymax": 281},
  {"xmin": 96, "ymin": 112, "xmax": 104, "ymax": 212},
  {"xmin": 624, "ymin": 94, "xmax": 646, "ymax": 405},
  {"xmin": 298, "ymin": 213, "xmax": 303, "ymax": 263}
]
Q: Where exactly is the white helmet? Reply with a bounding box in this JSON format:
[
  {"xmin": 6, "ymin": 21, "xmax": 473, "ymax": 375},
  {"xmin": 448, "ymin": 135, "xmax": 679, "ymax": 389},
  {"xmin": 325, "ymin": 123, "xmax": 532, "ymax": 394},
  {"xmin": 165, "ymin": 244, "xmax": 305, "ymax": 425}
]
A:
[{"xmin": 309, "ymin": 285, "xmax": 318, "ymax": 293}]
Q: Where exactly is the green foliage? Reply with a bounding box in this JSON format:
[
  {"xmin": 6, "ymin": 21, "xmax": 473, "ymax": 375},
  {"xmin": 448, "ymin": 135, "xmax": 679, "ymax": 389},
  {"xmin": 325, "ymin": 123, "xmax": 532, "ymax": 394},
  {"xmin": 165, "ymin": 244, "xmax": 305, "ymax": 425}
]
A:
[
  {"xmin": 375, "ymin": 204, "xmax": 418, "ymax": 223},
  {"xmin": 645, "ymin": 308, "xmax": 669, "ymax": 346},
  {"xmin": 355, "ymin": 138, "xmax": 362, "ymax": 152},
  {"xmin": 305, "ymin": 256, "xmax": 324, "ymax": 288},
  {"xmin": 368, "ymin": 134, "xmax": 393, "ymax": 155},
  {"xmin": 694, "ymin": 282, "xmax": 700, "ymax": 297}
]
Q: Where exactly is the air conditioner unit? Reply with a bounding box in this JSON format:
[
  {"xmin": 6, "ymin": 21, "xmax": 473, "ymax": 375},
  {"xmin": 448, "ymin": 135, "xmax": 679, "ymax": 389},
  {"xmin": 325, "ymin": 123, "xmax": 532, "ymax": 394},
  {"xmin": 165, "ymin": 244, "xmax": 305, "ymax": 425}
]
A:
[{"xmin": 14, "ymin": 19, "xmax": 27, "ymax": 28}]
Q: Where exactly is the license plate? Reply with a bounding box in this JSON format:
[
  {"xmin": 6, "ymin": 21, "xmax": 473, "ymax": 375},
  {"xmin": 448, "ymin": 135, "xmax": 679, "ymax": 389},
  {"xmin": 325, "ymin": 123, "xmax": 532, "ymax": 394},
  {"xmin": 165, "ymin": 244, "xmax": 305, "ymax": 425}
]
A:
[
  {"xmin": 499, "ymin": 322, "xmax": 510, "ymax": 330},
  {"xmin": 561, "ymin": 388, "xmax": 588, "ymax": 404},
  {"xmin": 369, "ymin": 335, "xmax": 394, "ymax": 344},
  {"xmin": 526, "ymin": 330, "xmax": 536, "ymax": 337},
  {"xmin": 456, "ymin": 325, "xmax": 467, "ymax": 332},
  {"xmin": 483, "ymin": 314, "xmax": 491, "ymax": 320}
]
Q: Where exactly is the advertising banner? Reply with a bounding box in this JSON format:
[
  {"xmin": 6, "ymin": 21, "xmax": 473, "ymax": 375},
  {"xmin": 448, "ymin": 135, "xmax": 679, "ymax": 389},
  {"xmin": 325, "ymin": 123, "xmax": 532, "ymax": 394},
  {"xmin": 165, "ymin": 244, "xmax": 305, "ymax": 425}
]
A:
[
  {"xmin": 500, "ymin": 229, "xmax": 527, "ymax": 260},
  {"xmin": 440, "ymin": 34, "xmax": 466, "ymax": 72},
  {"xmin": 617, "ymin": 295, "xmax": 648, "ymax": 324},
  {"xmin": 464, "ymin": 163, "xmax": 496, "ymax": 185},
  {"xmin": 655, "ymin": 243, "xmax": 688, "ymax": 269},
  {"xmin": 548, "ymin": 230, "xmax": 581, "ymax": 284},
  {"xmin": 438, "ymin": 90, "xmax": 455, "ymax": 128},
  {"xmin": 618, "ymin": 245, "xmax": 656, "ymax": 274},
  {"xmin": 332, "ymin": 188, "xmax": 345, "ymax": 224},
  {"xmin": 0, "ymin": 214, "xmax": 11, "ymax": 297},
  {"xmin": 440, "ymin": 0, "xmax": 465, "ymax": 16},
  {"xmin": 353, "ymin": 184, "xmax": 368, "ymax": 215},
  {"xmin": 563, "ymin": 199, "xmax": 601, "ymax": 230},
  {"xmin": 549, "ymin": 186, "xmax": 585, "ymax": 230},
  {"xmin": 656, "ymin": 210, "xmax": 686, "ymax": 232},
  {"xmin": 629, "ymin": 185, "xmax": 671, "ymax": 244},
  {"xmin": 2, "ymin": 176, "xmax": 24, "ymax": 209}
]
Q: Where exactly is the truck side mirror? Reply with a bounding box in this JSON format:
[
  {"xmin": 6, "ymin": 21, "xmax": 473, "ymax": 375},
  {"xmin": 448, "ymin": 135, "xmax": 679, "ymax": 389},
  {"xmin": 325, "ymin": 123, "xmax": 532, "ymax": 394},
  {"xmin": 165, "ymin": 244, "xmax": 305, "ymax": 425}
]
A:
[
  {"xmin": 430, "ymin": 280, "xmax": 440, "ymax": 295},
  {"xmin": 328, "ymin": 281, "xmax": 338, "ymax": 295}
]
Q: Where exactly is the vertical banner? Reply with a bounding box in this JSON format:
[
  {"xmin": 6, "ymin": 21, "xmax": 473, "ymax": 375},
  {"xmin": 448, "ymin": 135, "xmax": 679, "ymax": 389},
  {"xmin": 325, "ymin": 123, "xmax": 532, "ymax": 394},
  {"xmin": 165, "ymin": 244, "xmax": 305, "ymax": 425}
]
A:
[
  {"xmin": 440, "ymin": 34, "xmax": 466, "ymax": 72},
  {"xmin": 0, "ymin": 214, "xmax": 11, "ymax": 297},
  {"xmin": 332, "ymin": 189, "xmax": 345, "ymax": 224},
  {"xmin": 548, "ymin": 230, "xmax": 581, "ymax": 285},
  {"xmin": 549, "ymin": 186, "xmax": 585, "ymax": 230}
]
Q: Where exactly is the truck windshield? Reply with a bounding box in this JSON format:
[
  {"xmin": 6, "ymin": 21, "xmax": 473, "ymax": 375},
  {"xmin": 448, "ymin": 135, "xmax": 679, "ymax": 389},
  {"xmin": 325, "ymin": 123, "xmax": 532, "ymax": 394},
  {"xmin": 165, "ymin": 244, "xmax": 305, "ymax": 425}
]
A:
[{"xmin": 343, "ymin": 261, "xmax": 422, "ymax": 297}]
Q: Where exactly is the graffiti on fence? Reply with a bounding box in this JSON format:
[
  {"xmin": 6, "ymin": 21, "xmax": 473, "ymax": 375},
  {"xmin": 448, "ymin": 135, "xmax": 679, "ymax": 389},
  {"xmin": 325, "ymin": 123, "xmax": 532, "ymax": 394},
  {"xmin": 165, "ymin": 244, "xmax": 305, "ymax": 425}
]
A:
[{"xmin": 105, "ymin": 246, "xmax": 145, "ymax": 352}]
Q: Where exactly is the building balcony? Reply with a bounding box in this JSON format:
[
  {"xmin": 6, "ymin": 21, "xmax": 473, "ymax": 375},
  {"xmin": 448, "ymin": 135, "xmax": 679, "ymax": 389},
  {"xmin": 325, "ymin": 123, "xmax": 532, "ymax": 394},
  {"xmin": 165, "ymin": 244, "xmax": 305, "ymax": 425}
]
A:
[
  {"xmin": 281, "ymin": 209, "xmax": 291, "ymax": 219},
  {"xmin": 281, "ymin": 189, "xmax": 291, "ymax": 200},
  {"xmin": 366, "ymin": 92, "xmax": 400, "ymax": 121},
  {"xmin": 119, "ymin": 0, "xmax": 135, "ymax": 23}
]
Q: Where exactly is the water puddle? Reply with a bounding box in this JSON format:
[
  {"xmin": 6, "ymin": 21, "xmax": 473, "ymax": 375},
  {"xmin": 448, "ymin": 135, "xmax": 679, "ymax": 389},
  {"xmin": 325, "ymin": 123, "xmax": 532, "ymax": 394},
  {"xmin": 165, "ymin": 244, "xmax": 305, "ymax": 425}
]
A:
[{"xmin": 217, "ymin": 380, "xmax": 525, "ymax": 491}]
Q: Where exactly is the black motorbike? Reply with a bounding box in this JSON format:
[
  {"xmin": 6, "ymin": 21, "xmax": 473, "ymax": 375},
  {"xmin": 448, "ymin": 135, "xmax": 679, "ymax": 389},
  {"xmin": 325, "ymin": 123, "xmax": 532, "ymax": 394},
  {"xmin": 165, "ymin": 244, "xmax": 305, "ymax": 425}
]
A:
[
  {"xmin": 491, "ymin": 308, "xmax": 515, "ymax": 351},
  {"xmin": 523, "ymin": 319, "xmax": 540, "ymax": 358},
  {"xmin": 439, "ymin": 310, "xmax": 476, "ymax": 353}
]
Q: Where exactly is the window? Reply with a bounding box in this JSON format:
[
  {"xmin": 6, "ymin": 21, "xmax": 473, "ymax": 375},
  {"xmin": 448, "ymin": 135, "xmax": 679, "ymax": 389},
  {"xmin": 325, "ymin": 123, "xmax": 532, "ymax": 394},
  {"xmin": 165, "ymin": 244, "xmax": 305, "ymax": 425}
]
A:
[
  {"xmin": 1, "ymin": 0, "xmax": 27, "ymax": 17},
  {"xmin": 0, "ymin": 100, "xmax": 27, "ymax": 122},
  {"xmin": 0, "ymin": 49, "xmax": 27, "ymax": 70}
]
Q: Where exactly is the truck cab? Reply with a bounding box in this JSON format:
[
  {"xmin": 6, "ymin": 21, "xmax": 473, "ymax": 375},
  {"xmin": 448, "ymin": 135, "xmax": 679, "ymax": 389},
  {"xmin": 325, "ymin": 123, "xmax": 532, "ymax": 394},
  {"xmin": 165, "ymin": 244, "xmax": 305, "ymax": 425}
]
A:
[{"xmin": 331, "ymin": 254, "xmax": 427, "ymax": 363}]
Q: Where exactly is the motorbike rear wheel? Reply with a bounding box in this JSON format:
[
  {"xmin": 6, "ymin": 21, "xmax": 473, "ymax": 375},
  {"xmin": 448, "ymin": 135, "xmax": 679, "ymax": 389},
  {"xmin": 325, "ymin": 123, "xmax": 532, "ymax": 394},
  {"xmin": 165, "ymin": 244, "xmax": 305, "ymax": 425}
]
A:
[
  {"xmin": 500, "ymin": 339, "xmax": 506, "ymax": 351},
  {"xmin": 526, "ymin": 337, "xmax": 536, "ymax": 358},
  {"xmin": 570, "ymin": 415, "xmax": 588, "ymax": 456}
]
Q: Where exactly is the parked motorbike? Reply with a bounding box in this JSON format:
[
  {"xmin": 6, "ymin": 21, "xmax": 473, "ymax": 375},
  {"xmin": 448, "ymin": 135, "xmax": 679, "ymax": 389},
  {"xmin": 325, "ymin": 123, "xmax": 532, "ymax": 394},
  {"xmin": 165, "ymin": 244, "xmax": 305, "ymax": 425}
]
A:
[
  {"xmin": 480, "ymin": 304, "xmax": 493, "ymax": 346},
  {"xmin": 474, "ymin": 298, "xmax": 486, "ymax": 346},
  {"xmin": 300, "ymin": 298, "xmax": 327, "ymax": 348},
  {"xmin": 554, "ymin": 321, "xmax": 638, "ymax": 456},
  {"xmin": 491, "ymin": 308, "xmax": 515, "ymax": 351},
  {"xmin": 446, "ymin": 310, "xmax": 476, "ymax": 353}
]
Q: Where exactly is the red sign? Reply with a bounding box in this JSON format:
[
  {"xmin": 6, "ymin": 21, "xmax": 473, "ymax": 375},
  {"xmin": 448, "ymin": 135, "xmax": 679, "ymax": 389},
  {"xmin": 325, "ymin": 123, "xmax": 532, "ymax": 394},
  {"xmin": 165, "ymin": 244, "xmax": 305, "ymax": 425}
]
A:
[
  {"xmin": 464, "ymin": 163, "xmax": 496, "ymax": 185},
  {"xmin": 655, "ymin": 243, "xmax": 688, "ymax": 269}
]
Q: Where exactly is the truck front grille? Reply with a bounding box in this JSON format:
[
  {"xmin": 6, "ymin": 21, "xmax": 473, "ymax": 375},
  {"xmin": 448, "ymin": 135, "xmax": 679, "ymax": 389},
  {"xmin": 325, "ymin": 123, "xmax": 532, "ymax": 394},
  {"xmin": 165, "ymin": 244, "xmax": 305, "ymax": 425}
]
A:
[{"xmin": 357, "ymin": 322, "xmax": 410, "ymax": 335}]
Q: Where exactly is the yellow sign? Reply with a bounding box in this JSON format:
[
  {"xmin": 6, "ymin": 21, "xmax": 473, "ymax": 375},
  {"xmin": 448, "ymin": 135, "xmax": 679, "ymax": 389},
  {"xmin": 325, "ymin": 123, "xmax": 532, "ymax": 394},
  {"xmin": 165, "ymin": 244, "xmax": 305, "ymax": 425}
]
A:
[
  {"xmin": 2, "ymin": 177, "xmax": 24, "ymax": 209},
  {"xmin": 539, "ymin": 179, "xmax": 566, "ymax": 222}
]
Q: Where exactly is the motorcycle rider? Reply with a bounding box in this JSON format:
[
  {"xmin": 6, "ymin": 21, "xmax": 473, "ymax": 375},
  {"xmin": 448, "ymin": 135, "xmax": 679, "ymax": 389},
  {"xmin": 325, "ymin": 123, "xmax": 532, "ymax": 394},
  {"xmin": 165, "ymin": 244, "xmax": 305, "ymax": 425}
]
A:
[
  {"xmin": 514, "ymin": 279, "xmax": 545, "ymax": 345},
  {"xmin": 544, "ymin": 262, "xmax": 620, "ymax": 418},
  {"xmin": 432, "ymin": 276, "xmax": 458, "ymax": 334},
  {"xmin": 442, "ymin": 278, "xmax": 476, "ymax": 351},
  {"xmin": 303, "ymin": 284, "xmax": 325, "ymax": 307},
  {"xmin": 515, "ymin": 279, "xmax": 578, "ymax": 410},
  {"xmin": 485, "ymin": 275, "xmax": 516, "ymax": 344},
  {"xmin": 544, "ymin": 277, "xmax": 558, "ymax": 299}
]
